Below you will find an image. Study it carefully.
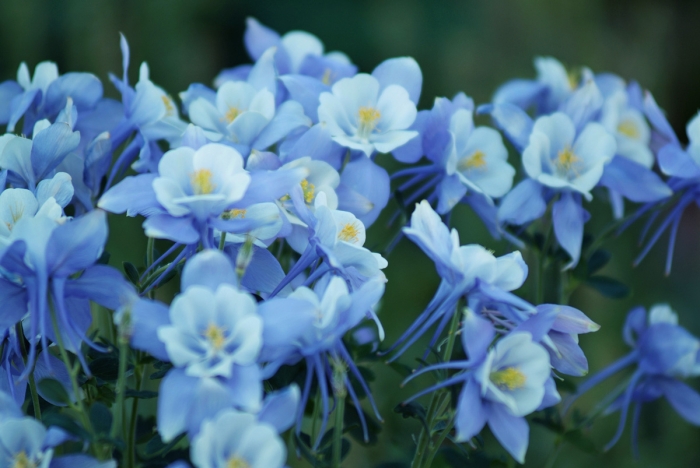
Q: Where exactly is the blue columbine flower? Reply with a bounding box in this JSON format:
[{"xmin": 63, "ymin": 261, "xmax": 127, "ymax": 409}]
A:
[
  {"xmin": 318, "ymin": 71, "xmax": 419, "ymax": 157},
  {"xmin": 567, "ymin": 304, "xmax": 700, "ymax": 453},
  {"xmin": 0, "ymin": 411, "xmax": 116, "ymax": 468},
  {"xmin": 258, "ymin": 274, "xmax": 385, "ymax": 447},
  {"xmin": 390, "ymin": 93, "xmax": 515, "ymax": 238},
  {"xmin": 0, "ymin": 60, "xmax": 103, "ymax": 135},
  {"xmin": 404, "ymin": 311, "xmax": 554, "ymax": 463},
  {"xmin": 190, "ymin": 408, "xmax": 286, "ymax": 468},
  {"xmin": 129, "ymin": 250, "xmax": 264, "ymax": 441},
  {"xmin": 385, "ymin": 200, "xmax": 529, "ymax": 359}
]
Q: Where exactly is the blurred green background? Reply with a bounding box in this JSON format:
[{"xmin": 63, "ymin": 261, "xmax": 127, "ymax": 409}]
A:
[{"xmin": 3, "ymin": 0, "xmax": 700, "ymax": 466}]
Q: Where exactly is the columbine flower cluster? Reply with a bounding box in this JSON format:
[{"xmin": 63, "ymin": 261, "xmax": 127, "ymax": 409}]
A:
[{"xmin": 0, "ymin": 17, "xmax": 698, "ymax": 468}]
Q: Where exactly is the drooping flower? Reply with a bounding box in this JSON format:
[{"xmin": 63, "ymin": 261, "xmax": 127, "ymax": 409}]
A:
[{"xmin": 567, "ymin": 304, "xmax": 700, "ymax": 453}]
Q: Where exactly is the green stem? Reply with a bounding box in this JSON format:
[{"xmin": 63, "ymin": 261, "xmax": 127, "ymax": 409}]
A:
[
  {"xmin": 49, "ymin": 305, "xmax": 93, "ymax": 437},
  {"xmin": 332, "ymin": 392, "xmax": 346, "ymax": 468},
  {"xmin": 126, "ymin": 359, "xmax": 143, "ymax": 468},
  {"xmin": 543, "ymin": 440, "xmax": 563, "ymax": 468},
  {"xmin": 218, "ymin": 232, "xmax": 227, "ymax": 251},
  {"xmin": 422, "ymin": 414, "xmax": 455, "ymax": 468},
  {"xmin": 16, "ymin": 324, "xmax": 41, "ymax": 420},
  {"xmin": 536, "ymin": 223, "xmax": 553, "ymax": 305},
  {"xmin": 111, "ymin": 339, "xmax": 129, "ymax": 441},
  {"xmin": 411, "ymin": 305, "xmax": 463, "ymax": 468},
  {"xmin": 310, "ymin": 391, "xmax": 321, "ymax": 443}
]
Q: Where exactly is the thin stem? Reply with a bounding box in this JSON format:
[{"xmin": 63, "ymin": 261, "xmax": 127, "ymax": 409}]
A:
[
  {"xmin": 126, "ymin": 358, "xmax": 143, "ymax": 468},
  {"xmin": 536, "ymin": 221, "xmax": 553, "ymax": 305},
  {"xmin": 111, "ymin": 339, "xmax": 129, "ymax": 441},
  {"xmin": 49, "ymin": 305, "xmax": 93, "ymax": 439},
  {"xmin": 332, "ymin": 392, "xmax": 346, "ymax": 468},
  {"xmin": 423, "ymin": 414, "xmax": 455, "ymax": 467},
  {"xmin": 16, "ymin": 323, "xmax": 41, "ymax": 420},
  {"xmin": 411, "ymin": 305, "xmax": 462, "ymax": 468},
  {"xmin": 218, "ymin": 232, "xmax": 227, "ymax": 251},
  {"xmin": 310, "ymin": 390, "xmax": 321, "ymax": 443}
]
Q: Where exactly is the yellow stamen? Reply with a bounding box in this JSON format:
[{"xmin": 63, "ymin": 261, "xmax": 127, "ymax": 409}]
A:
[
  {"xmin": 226, "ymin": 456, "xmax": 251, "ymax": 468},
  {"xmin": 203, "ymin": 323, "xmax": 227, "ymax": 351},
  {"xmin": 161, "ymin": 95, "xmax": 175, "ymax": 116},
  {"xmin": 567, "ymin": 69, "xmax": 579, "ymax": 90},
  {"xmin": 11, "ymin": 451, "xmax": 35, "ymax": 468},
  {"xmin": 555, "ymin": 146, "xmax": 580, "ymax": 173},
  {"xmin": 617, "ymin": 120, "xmax": 640, "ymax": 139},
  {"xmin": 190, "ymin": 169, "xmax": 216, "ymax": 195},
  {"xmin": 230, "ymin": 209, "xmax": 246, "ymax": 219},
  {"xmin": 321, "ymin": 68, "xmax": 333, "ymax": 86},
  {"xmin": 458, "ymin": 150, "xmax": 487, "ymax": 172},
  {"xmin": 223, "ymin": 106, "xmax": 241, "ymax": 124},
  {"xmin": 338, "ymin": 222, "xmax": 360, "ymax": 243},
  {"xmin": 300, "ymin": 179, "xmax": 316, "ymax": 204},
  {"xmin": 490, "ymin": 367, "xmax": 527, "ymax": 391},
  {"xmin": 357, "ymin": 106, "xmax": 381, "ymax": 137}
]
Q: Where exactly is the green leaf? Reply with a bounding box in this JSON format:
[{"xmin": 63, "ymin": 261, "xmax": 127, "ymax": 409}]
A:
[
  {"xmin": 97, "ymin": 251, "xmax": 111, "ymax": 265},
  {"xmin": 42, "ymin": 411, "xmax": 91, "ymax": 440},
  {"xmin": 89, "ymin": 356, "xmax": 121, "ymax": 381},
  {"xmin": 37, "ymin": 378, "xmax": 70, "ymax": 405},
  {"xmin": 586, "ymin": 276, "xmax": 631, "ymax": 299},
  {"xmin": 125, "ymin": 390, "xmax": 158, "ymax": 399},
  {"xmin": 587, "ymin": 249, "xmax": 611, "ymax": 275},
  {"xmin": 563, "ymin": 429, "xmax": 600, "ymax": 454},
  {"xmin": 123, "ymin": 261, "xmax": 140, "ymax": 285},
  {"xmin": 90, "ymin": 402, "xmax": 112, "ymax": 435},
  {"xmin": 149, "ymin": 361, "xmax": 173, "ymax": 380}
]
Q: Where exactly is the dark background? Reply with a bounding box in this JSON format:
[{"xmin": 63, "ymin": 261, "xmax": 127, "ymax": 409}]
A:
[{"xmin": 3, "ymin": 1, "xmax": 700, "ymax": 466}]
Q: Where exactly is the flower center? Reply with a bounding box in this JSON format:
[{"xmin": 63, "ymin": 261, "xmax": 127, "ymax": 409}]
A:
[
  {"xmin": 338, "ymin": 222, "xmax": 360, "ymax": 243},
  {"xmin": 357, "ymin": 106, "xmax": 381, "ymax": 138},
  {"xmin": 203, "ymin": 323, "xmax": 227, "ymax": 350},
  {"xmin": 321, "ymin": 68, "xmax": 333, "ymax": 85},
  {"xmin": 226, "ymin": 456, "xmax": 250, "ymax": 468},
  {"xmin": 223, "ymin": 106, "xmax": 241, "ymax": 124},
  {"xmin": 458, "ymin": 150, "xmax": 487, "ymax": 172},
  {"xmin": 12, "ymin": 451, "xmax": 36, "ymax": 468},
  {"xmin": 554, "ymin": 146, "xmax": 580, "ymax": 175},
  {"xmin": 190, "ymin": 169, "xmax": 216, "ymax": 195},
  {"xmin": 490, "ymin": 367, "xmax": 527, "ymax": 391},
  {"xmin": 301, "ymin": 179, "xmax": 316, "ymax": 204},
  {"xmin": 617, "ymin": 120, "xmax": 640, "ymax": 139},
  {"xmin": 161, "ymin": 95, "xmax": 175, "ymax": 116}
]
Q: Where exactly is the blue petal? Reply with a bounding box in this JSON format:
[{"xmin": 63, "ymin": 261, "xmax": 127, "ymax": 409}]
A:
[
  {"xmin": 280, "ymin": 124, "xmax": 345, "ymax": 169},
  {"xmin": 44, "ymin": 73, "xmax": 103, "ymax": 115},
  {"xmin": 461, "ymin": 309, "xmax": 495, "ymax": 362},
  {"xmin": 49, "ymin": 454, "xmax": 116, "ymax": 468},
  {"xmin": 0, "ymin": 80, "xmax": 23, "ymax": 124},
  {"xmin": 7, "ymin": 88, "xmax": 40, "ymax": 132},
  {"xmin": 659, "ymin": 378, "xmax": 700, "ymax": 425},
  {"xmin": 46, "ymin": 210, "xmax": 108, "ymax": 277},
  {"xmin": 513, "ymin": 306, "xmax": 557, "ymax": 342},
  {"xmin": 493, "ymin": 79, "xmax": 545, "ymax": 109},
  {"xmin": 336, "ymin": 156, "xmax": 390, "ymax": 227},
  {"xmin": 279, "ymin": 74, "xmax": 329, "ymax": 122},
  {"xmin": 478, "ymin": 103, "xmax": 533, "ymax": 152},
  {"xmin": 30, "ymin": 122, "xmax": 80, "ymax": 182},
  {"xmin": 599, "ymin": 156, "xmax": 672, "ymax": 202},
  {"xmin": 0, "ymin": 276, "xmax": 27, "ymax": 331},
  {"xmin": 130, "ymin": 298, "xmax": 171, "ymax": 361},
  {"xmin": 623, "ymin": 306, "xmax": 647, "ymax": 346},
  {"xmin": 392, "ymin": 110, "xmax": 428, "ymax": 164},
  {"xmin": 487, "ymin": 403, "xmax": 529, "ymax": 464},
  {"xmin": 64, "ymin": 265, "xmax": 135, "ymax": 310},
  {"xmin": 497, "ymin": 179, "xmax": 546, "ymax": 226},
  {"xmin": 97, "ymin": 174, "xmax": 160, "ymax": 216},
  {"xmin": 643, "ymin": 91, "xmax": 679, "ymax": 146},
  {"xmin": 372, "ymin": 57, "xmax": 422, "ymax": 105},
  {"xmin": 157, "ymin": 368, "xmax": 198, "ymax": 441},
  {"xmin": 181, "ymin": 249, "xmax": 237, "ymax": 291},
  {"xmin": 257, "ymin": 384, "xmax": 300, "ymax": 432},
  {"xmin": 143, "ymin": 214, "xmax": 199, "ymax": 244},
  {"xmin": 552, "ymin": 191, "xmax": 587, "ymax": 269},
  {"xmin": 547, "ymin": 331, "xmax": 589, "ymax": 376},
  {"xmin": 454, "ymin": 377, "xmax": 487, "ymax": 441},
  {"xmin": 226, "ymin": 244, "xmax": 285, "ymax": 296},
  {"xmin": 657, "ymin": 143, "xmax": 700, "ymax": 178},
  {"xmin": 254, "ymin": 100, "xmax": 310, "ymax": 150}
]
